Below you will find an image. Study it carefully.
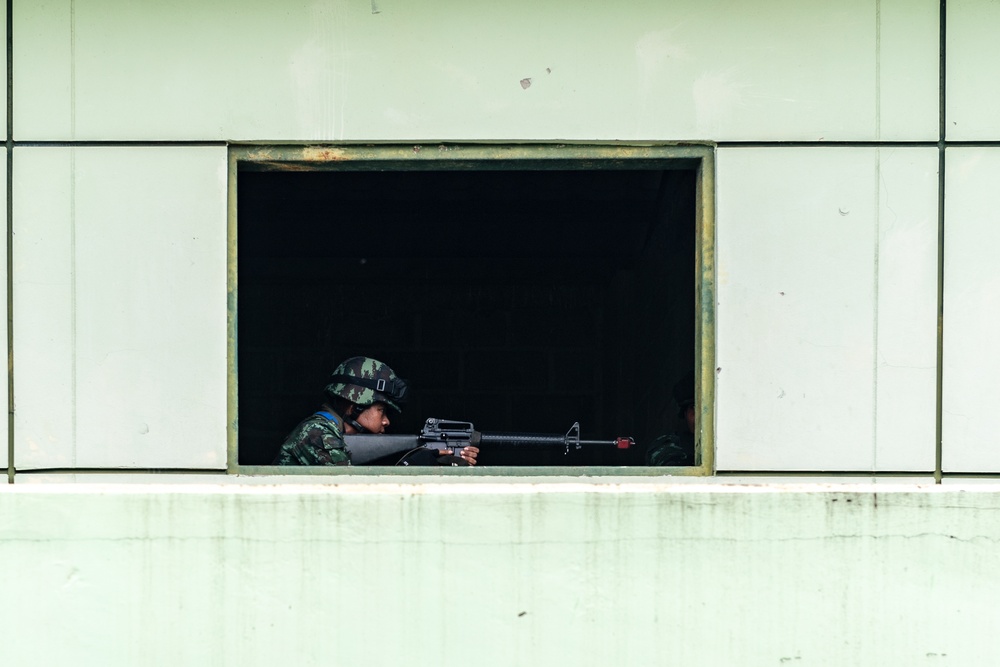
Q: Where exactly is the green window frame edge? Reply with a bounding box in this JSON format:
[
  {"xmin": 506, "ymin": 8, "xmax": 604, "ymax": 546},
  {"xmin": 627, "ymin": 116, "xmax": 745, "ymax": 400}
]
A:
[{"xmin": 226, "ymin": 142, "xmax": 717, "ymax": 478}]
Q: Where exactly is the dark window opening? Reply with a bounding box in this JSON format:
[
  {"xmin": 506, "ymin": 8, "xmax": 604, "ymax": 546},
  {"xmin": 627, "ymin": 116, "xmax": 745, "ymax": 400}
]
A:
[{"xmin": 237, "ymin": 163, "xmax": 697, "ymax": 467}]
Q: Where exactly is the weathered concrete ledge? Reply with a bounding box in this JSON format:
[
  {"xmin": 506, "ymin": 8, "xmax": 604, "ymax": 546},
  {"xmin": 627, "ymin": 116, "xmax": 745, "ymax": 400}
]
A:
[{"xmin": 0, "ymin": 483, "xmax": 996, "ymax": 665}]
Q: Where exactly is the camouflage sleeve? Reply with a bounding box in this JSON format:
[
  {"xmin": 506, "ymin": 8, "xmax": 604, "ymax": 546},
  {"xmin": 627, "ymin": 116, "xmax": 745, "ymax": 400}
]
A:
[
  {"xmin": 645, "ymin": 433, "xmax": 694, "ymax": 467},
  {"xmin": 273, "ymin": 418, "xmax": 351, "ymax": 466}
]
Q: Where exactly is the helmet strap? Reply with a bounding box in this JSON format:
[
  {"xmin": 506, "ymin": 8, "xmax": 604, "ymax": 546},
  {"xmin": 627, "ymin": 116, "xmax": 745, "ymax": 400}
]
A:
[
  {"xmin": 328, "ymin": 373, "xmax": 408, "ymax": 405},
  {"xmin": 345, "ymin": 404, "xmax": 370, "ymax": 434}
]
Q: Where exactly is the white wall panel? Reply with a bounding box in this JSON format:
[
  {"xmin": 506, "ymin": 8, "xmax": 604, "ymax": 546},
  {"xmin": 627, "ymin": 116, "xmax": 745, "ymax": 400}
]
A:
[
  {"xmin": 14, "ymin": 0, "xmax": 938, "ymax": 142},
  {"xmin": 716, "ymin": 147, "xmax": 937, "ymax": 471},
  {"xmin": 947, "ymin": 0, "xmax": 1000, "ymax": 140},
  {"xmin": 944, "ymin": 478, "xmax": 1000, "ymax": 485},
  {"xmin": 0, "ymin": 7, "xmax": 6, "ymax": 139},
  {"xmin": 942, "ymin": 149, "xmax": 1000, "ymax": 472},
  {"xmin": 12, "ymin": 473, "xmax": 939, "ymax": 485},
  {"xmin": 13, "ymin": 147, "xmax": 227, "ymax": 469},
  {"xmin": 0, "ymin": 153, "xmax": 6, "ymax": 470},
  {"xmin": 872, "ymin": 149, "xmax": 939, "ymax": 470}
]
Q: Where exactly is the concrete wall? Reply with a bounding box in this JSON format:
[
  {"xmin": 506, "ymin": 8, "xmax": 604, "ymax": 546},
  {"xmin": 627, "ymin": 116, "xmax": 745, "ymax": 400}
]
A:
[{"xmin": 3, "ymin": 482, "xmax": 1000, "ymax": 666}]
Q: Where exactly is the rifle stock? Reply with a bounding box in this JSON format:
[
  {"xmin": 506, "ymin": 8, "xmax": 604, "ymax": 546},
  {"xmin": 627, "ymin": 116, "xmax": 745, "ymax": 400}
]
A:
[{"xmin": 344, "ymin": 434, "xmax": 422, "ymax": 465}]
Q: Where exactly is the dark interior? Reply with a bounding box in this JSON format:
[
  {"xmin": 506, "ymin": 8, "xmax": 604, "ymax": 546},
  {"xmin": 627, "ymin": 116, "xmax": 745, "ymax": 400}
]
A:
[{"xmin": 237, "ymin": 163, "xmax": 696, "ymax": 466}]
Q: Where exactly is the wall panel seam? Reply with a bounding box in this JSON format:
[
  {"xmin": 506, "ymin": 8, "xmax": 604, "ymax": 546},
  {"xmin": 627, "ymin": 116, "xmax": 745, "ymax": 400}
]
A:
[
  {"xmin": 934, "ymin": 0, "xmax": 947, "ymax": 484},
  {"xmin": 6, "ymin": 0, "xmax": 13, "ymax": 483}
]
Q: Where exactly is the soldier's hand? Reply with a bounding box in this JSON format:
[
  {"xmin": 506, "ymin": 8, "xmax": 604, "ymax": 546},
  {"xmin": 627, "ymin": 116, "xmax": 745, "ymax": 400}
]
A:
[
  {"xmin": 457, "ymin": 445, "xmax": 479, "ymax": 466},
  {"xmin": 437, "ymin": 446, "xmax": 479, "ymax": 466}
]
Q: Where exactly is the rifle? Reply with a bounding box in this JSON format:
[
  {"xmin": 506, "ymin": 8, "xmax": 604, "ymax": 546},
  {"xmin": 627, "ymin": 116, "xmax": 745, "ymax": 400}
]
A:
[{"xmin": 344, "ymin": 417, "xmax": 636, "ymax": 465}]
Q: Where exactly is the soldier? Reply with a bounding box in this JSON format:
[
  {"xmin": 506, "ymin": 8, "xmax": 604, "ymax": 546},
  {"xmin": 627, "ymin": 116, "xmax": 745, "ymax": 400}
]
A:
[
  {"xmin": 273, "ymin": 356, "xmax": 479, "ymax": 466},
  {"xmin": 645, "ymin": 370, "xmax": 696, "ymax": 467}
]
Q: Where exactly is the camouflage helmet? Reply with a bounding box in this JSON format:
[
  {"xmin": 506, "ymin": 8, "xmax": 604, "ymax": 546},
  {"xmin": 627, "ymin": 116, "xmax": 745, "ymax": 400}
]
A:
[
  {"xmin": 673, "ymin": 369, "xmax": 695, "ymax": 418},
  {"xmin": 325, "ymin": 356, "xmax": 408, "ymax": 413}
]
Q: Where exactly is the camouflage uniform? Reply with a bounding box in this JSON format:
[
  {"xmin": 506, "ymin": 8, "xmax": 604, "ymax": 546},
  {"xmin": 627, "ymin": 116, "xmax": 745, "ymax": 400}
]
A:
[
  {"xmin": 646, "ymin": 369, "xmax": 696, "ymax": 466},
  {"xmin": 645, "ymin": 430, "xmax": 695, "ymax": 467},
  {"xmin": 272, "ymin": 411, "xmax": 350, "ymax": 466},
  {"xmin": 273, "ymin": 356, "xmax": 408, "ymax": 466}
]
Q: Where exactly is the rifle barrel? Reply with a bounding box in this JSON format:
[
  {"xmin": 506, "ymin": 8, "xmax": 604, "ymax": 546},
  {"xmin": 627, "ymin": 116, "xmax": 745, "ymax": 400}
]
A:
[
  {"xmin": 479, "ymin": 432, "xmax": 633, "ymax": 449},
  {"xmin": 479, "ymin": 432, "xmax": 567, "ymax": 447}
]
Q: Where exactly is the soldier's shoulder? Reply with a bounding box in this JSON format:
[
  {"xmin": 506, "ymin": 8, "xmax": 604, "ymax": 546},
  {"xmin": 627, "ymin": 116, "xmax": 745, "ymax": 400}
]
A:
[
  {"xmin": 645, "ymin": 431, "xmax": 695, "ymax": 467},
  {"xmin": 273, "ymin": 413, "xmax": 349, "ymax": 465},
  {"xmin": 291, "ymin": 413, "xmax": 344, "ymax": 439}
]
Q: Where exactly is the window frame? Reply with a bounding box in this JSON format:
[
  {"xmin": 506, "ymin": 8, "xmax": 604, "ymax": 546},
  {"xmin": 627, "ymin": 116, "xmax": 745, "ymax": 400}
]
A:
[{"xmin": 227, "ymin": 142, "xmax": 716, "ymax": 476}]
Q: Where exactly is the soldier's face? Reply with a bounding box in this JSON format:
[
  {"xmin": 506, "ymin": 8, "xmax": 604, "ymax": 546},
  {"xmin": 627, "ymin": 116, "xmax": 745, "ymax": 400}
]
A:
[
  {"xmin": 684, "ymin": 405, "xmax": 696, "ymax": 434},
  {"xmin": 356, "ymin": 402, "xmax": 390, "ymax": 433}
]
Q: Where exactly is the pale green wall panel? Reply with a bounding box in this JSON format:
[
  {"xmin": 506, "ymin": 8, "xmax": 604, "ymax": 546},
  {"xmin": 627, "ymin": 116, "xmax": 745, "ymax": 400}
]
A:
[
  {"xmin": 877, "ymin": 0, "xmax": 941, "ymax": 140},
  {"xmin": 947, "ymin": 0, "xmax": 1000, "ymax": 140},
  {"xmin": 943, "ymin": 149, "xmax": 1000, "ymax": 472},
  {"xmin": 13, "ymin": 0, "xmax": 68, "ymax": 139},
  {"xmin": 0, "ymin": 484, "xmax": 997, "ymax": 665},
  {"xmin": 12, "ymin": 147, "xmax": 228, "ymax": 470},
  {"xmin": 14, "ymin": 0, "xmax": 938, "ymax": 142},
  {"xmin": 716, "ymin": 147, "xmax": 938, "ymax": 472}
]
